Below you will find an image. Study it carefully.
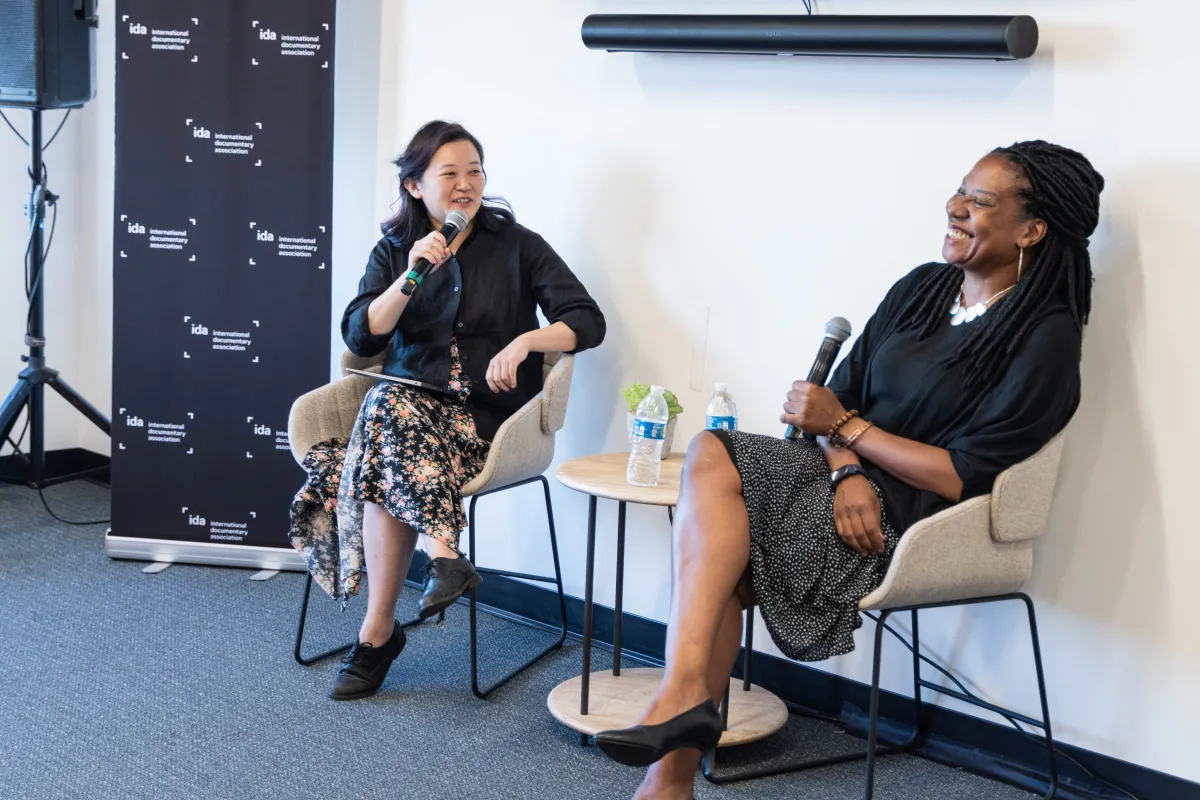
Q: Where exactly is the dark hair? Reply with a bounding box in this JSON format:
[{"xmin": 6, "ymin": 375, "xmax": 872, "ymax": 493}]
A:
[
  {"xmin": 380, "ymin": 120, "xmax": 515, "ymax": 248},
  {"xmin": 892, "ymin": 140, "xmax": 1105, "ymax": 388}
]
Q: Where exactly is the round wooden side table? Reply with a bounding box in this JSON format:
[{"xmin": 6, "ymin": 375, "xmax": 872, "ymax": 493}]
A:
[{"xmin": 549, "ymin": 452, "xmax": 787, "ymax": 747}]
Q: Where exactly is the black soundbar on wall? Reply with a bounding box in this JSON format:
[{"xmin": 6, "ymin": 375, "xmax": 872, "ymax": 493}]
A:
[{"xmin": 581, "ymin": 15, "xmax": 1039, "ymax": 61}]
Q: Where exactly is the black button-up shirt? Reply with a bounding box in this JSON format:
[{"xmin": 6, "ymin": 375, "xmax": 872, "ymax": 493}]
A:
[{"xmin": 341, "ymin": 217, "xmax": 606, "ymax": 441}]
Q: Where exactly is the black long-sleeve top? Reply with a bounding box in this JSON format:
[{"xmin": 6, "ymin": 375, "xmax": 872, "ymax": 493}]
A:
[
  {"xmin": 826, "ymin": 262, "xmax": 1081, "ymax": 533},
  {"xmin": 341, "ymin": 216, "xmax": 606, "ymax": 441}
]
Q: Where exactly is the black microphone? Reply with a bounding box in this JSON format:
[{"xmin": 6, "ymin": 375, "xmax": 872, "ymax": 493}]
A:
[
  {"xmin": 784, "ymin": 316, "xmax": 853, "ymax": 441},
  {"xmin": 400, "ymin": 209, "xmax": 469, "ymax": 296}
]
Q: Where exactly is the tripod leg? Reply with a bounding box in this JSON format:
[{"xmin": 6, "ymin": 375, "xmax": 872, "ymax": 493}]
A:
[
  {"xmin": 48, "ymin": 375, "xmax": 110, "ymax": 435},
  {"xmin": 0, "ymin": 381, "xmax": 32, "ymax": 447}
]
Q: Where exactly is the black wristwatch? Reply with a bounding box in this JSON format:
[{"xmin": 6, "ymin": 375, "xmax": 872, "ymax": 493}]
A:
[{"xmin": 829, "ymin": 463, "xmax": 869, "ymax": 489}]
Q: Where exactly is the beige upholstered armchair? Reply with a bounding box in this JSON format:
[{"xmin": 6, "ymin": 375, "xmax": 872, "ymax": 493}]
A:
[
  {"xmin": 288, "ymin": 348, "xmax": 575, "ymax": 698},
  {"xmin": 708, "ymin": 432, "xmax": 1069, "ymax": 800},
  {"xmin": 288, "ymin": 349, "xmax": 575, "ymax": 489}
]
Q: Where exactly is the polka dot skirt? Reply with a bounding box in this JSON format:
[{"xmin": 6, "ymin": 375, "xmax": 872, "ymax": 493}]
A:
[{"xmin": 715, "ymin": 431, "xmax": 900, "ymax": 662}]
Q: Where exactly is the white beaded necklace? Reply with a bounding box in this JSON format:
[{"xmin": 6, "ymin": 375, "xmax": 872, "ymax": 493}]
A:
[{"xmin": 949, "ymin": 282, "xmax": 1016, "ymax": 326}]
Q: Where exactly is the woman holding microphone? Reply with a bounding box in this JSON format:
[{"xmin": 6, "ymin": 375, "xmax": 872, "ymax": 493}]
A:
[
  {"xmin": 328, "ymin": 120, "xmax": 605, "ymax": 700},
  {"xmin": 594, "ymin": 140, "xmax": 1103, "ymax": 799}
]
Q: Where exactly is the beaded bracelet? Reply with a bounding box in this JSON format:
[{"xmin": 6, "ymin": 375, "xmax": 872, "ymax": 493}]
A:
[{"xmin": 828, "ymin": 409, "xmax": 859, "ymax": 441}]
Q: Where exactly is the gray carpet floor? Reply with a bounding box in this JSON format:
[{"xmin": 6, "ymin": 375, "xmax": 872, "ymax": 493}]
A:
[{"xmin": 0, "ymin": 480, "xmax": 1035, "ymax": 800}]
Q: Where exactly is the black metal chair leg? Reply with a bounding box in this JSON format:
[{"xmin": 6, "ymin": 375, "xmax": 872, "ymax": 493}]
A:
[
  {"xmin": 294, "ymin": 474, "xmax": 569, "ymax": 702},
  {"xmin": 719, "ymin": 682, "xmax": 731, "ymax": 730},
  {"xmin": 294, "ymin": 572, "xmax": 355, "ymax": 666},
  {"xmin": 1021, "ymin": 593, "xmax": 1059, "ymax": 800},
  {"xmin": 743, "ymin": 606, "xmax": 755, "ymax": 691},
  {"xmin": 863, "ymin": 609, "xmax": 892, "ymax": 799},
  {"xmin": 469, "ymin": 475, "xmax": 569, "ymax": 699},
  {"xmin": 908, "ymin": 609, "xmax": 924, "ymax": 749},
  {"xmin": 703, "ymin": 605, "xmax": 902, "ymax": 784},
  {"xmin": 469, "ymin": 495, "xmax": 481, "ymax": 690},
  {"xmin": 704, "ymin": 594, "xmax": 1055, "ymax": 797},
  {"xmin": 703, "ymin": 604, "xmax": 923, "ymax": 786},
  {"xmin": 716, "ymin": 605, "xmax": 758, "ymax": 737}
]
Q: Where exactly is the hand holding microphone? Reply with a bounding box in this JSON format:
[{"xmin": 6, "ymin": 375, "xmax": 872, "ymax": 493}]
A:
[
  {"xmin": 780, "ymin": 382, "xmax": 851, "ymax": 439},
  {"xmin": 782, "ymin": 316, "xmax": 852, "ymax": 440},
  {"xmin": 400, "ymin": 209, "xmax": 469, "ymax": 296}
]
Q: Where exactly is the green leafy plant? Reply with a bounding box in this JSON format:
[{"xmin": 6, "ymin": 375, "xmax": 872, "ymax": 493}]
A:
[{"xmin": 621, "ymin": 383, "xmax": 683, "ymax": 419}]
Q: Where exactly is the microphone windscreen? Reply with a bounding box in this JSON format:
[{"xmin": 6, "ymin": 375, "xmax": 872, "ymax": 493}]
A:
[
  {"xmin": 825, "ymin": 316, "xmax": 852, "ymax": 342},
  {"xmin": 445, "ymin": 209, "xmax": 469, "ymax": 233}
]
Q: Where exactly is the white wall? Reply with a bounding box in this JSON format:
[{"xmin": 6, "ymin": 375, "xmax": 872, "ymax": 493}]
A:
[{"xmin": 367, "ymin": 0, "xmax": 1200, "ymax": 782}]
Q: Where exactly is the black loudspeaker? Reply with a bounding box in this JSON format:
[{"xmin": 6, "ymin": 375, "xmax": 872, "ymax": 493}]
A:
[
  {"xmin": 582, "ymin": 15, "xmax": 1039, "ymax": 61},
  {"xmin": 0, "ymin": 0, "xmax": 98, "ymax": 110}
]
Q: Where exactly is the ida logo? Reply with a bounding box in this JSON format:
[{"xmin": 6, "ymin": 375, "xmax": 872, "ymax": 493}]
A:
[
  {"xmin": 253, "ymin": 424, "xmax": 272, "ymax": 436},
  {"xmin": 255, "ymin": 229, "xmax": 274, "ymax": 242},
  {"xmin": 188, "ymin": 514, "xmax": 206, "ymax": 526},
  {"xmin": 129, "ymin": 23, "xmax": 147, "ymax": 35},
  {"xmin": 192, "ymin": 126, "xmax": 211, "ymax": 139},
  {"xmin": 125, "ymin": 415, "xmax": 144, "ymax": 427},
  {"xmin": 127, "ymin": 222, "xmax": 145, "ymax": 234},
  {"xmin": 259, "ymin": 27, "xmax": 277, "ymax": 41},
  {"xmin": 190, "ymin": 323, "xmax": 209, "ymax": 335}
]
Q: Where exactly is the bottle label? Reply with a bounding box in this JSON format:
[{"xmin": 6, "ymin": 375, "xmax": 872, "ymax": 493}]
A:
[
  {"xmin": 631, "ymin": 419, "xmax": 666, "ymax": 440},
  {"xmin": 706, "ymin": 415, "xmax": 737, "ymax": 431}
]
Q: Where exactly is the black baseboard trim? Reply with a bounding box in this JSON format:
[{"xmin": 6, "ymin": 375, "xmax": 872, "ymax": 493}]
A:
[
  {"xmin": 0, "ymin": 447, "xmax": 110, "ymax": 487},
  {"xmin": 412, "ymin": 553, "xmax": 1197, "ymax": 800}
]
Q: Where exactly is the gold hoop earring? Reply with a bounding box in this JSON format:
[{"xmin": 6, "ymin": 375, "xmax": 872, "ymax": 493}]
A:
[{"xmin": 1018, "ymin": 247, "xmax": 1024, "ymax": 281}]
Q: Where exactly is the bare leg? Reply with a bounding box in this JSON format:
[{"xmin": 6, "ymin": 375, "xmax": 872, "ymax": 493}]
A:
[
  {"xmin": 422, "ymin": 533, "xmax": 460, "ymax": 561},
  {"xmin": 635, "ymin": 586, "xmax": 751, "ymax": 799},
  {"xmin": 359, "ymin": 501, "xmax": 419, "ymax": 645},
  {"xmin": 628, "ymin": 432, "xmax": 753, "ymax": 799},
  {"xmin": 645, "ymin": 432, "xmax": 750, "ymax": 722}
]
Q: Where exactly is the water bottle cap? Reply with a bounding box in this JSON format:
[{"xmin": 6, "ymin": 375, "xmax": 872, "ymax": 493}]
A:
[
  {"xmin": 715, "ymin": 383, "xmax": 728, "ymax": 393},
  {"xmin": 650, "ymin": 385, "xmax": 665, "ymax": 394}
]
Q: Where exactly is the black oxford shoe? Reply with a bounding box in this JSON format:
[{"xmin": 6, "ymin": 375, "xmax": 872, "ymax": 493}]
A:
[
  {"xmin": 329, "ymin": 620, "xmax": 406, "ymax": 701},
  {"xmin": 418, "ymin": 555, "xmax": 483, "ymax": 620}
]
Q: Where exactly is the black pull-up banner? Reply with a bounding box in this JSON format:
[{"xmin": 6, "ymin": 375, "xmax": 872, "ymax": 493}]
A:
[{"xmin": 108, "ymin": 0, "xmax": 335, "ymax": 562}]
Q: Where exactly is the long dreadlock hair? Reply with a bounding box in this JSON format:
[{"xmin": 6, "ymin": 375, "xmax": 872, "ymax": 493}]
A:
[{"xmin": 891, "ymin": 140, "xmax": 1104, "ymax": 388}]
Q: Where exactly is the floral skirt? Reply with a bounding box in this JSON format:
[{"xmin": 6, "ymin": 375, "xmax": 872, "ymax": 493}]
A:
[{"xmin": 289, "ymin": 341, "xmax": 489, "ymax": 600}]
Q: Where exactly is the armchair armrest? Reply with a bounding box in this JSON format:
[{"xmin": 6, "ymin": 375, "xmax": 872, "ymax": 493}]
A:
[
  {"xmin": 463, "ymin": 390, "xmax": 555, "ymax": 496},
  {"xmin": 858, "ymin": 496, "xmax": 1033, "ymax": 611},
  {"xmin": 540, "ymin": 354, "xmax": 574, "ymax": 434},
  {"xmin": 287, "ymin": 373, "xmax": 375, "ymax": 465}
]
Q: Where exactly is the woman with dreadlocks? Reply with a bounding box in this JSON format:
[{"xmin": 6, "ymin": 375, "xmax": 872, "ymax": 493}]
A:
[{"xmin": 595, "ymin": 140, "xmax": 1105, "ymax": 799}]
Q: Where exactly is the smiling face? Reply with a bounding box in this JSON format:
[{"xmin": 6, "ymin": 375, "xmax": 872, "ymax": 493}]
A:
[
  {"xmin": 943, "ymin": 154, "xmax": 1047, "ymax": 273},
  {"xmin": 404, "ymin": 139, "xmax": 484, "ymax": 228}
]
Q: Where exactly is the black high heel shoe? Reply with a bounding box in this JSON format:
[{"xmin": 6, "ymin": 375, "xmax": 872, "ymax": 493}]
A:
[{"xmin": 594, "ymin": 699, "xmax": 723, "ymax": 767}]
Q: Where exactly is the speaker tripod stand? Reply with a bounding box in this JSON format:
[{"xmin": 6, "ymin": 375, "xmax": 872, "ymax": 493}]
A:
[{"xmin": 0, "ymin": 109, "xmax": 110, "ymax": 489}]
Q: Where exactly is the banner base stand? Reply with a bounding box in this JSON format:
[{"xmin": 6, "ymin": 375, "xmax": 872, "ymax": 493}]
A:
[
  {"xmin": 249, "ymin": 569, "xmax": 281, "ymax": 581},
  {"xmin": 141, "ymin": 562, "xmax": 172, "ymax": 574},
  {"xmin": 105, "ymin": 532, "xmax": 305, "ymax": 572}
]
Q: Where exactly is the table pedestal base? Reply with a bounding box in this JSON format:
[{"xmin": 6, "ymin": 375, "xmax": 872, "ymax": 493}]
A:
[{"xmin": 547, "ymin": 668, "xmax": 788, "ymax": 748}]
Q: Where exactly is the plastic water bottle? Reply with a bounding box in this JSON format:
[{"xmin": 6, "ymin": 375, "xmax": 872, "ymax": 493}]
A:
[
  {"xmin": 627, "ymin": 385, "xmax": 669, "ymax": 487},
  {"xmin": 705, "ymin": 383, "xmax": 738, "ymax": 431}
]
